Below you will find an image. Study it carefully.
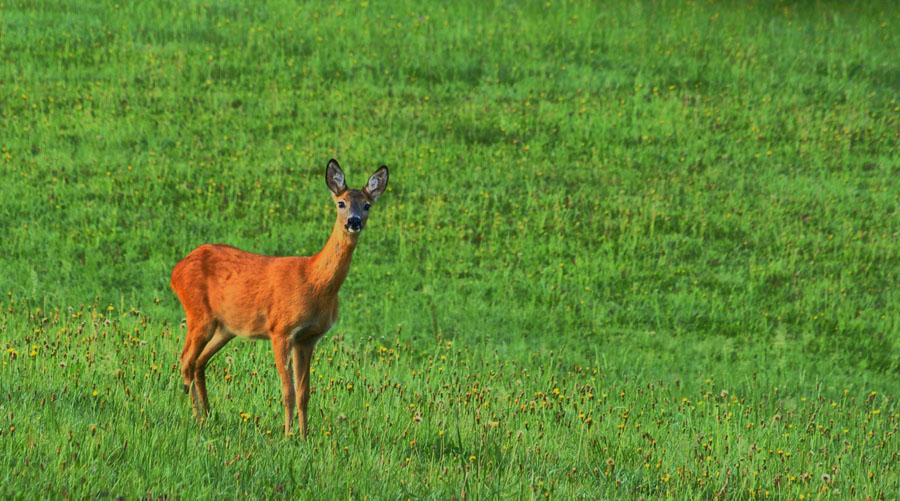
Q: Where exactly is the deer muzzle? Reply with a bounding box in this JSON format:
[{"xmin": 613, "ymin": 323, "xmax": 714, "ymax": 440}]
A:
[{"xmin": 346, "ymin": 216, "xmax": 362, "ymax": 233}]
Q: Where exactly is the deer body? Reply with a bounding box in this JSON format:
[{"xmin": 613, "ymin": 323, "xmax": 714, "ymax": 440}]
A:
[{"xmin": 171, "ymin": 159, "xmax": 388, "ymax": 437}]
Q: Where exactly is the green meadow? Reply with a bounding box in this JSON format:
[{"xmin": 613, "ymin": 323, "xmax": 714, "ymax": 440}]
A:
[{"xmin": 1, "ymin": 0, "xmax": 898, "ymax": 497}]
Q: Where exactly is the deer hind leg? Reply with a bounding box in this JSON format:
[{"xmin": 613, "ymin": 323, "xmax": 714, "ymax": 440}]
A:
[
  {"xmin": 292, "ymin": 341, "xmax": 315, "ymax": 439},
  {"xmin": 180, "ymin": 317, "xmax": 217, "ymax": 417},
  {"xmin": 192, "ymin": 327, "xmax": 235, "ymax": 417},
  {"xmin": 271, "ymin": 336, "xmax": 296, "ymax": 435}
]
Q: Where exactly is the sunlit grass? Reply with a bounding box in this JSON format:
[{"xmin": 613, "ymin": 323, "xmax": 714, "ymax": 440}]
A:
[{"xmin": 2, "ymin": 302, "xmax": 897, "ymax": 497}]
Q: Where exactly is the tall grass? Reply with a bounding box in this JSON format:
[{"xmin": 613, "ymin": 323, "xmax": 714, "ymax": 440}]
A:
[{"xmin": 1, "ymin": 0, "xmax": 898, "ymax": 497}]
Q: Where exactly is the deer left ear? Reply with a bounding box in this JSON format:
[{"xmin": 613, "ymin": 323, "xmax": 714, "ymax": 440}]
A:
[
  {"xmin": 364, "ymin": 166, "xmax": 389, "ymax": 200},
  {"xmin": 325, "ymin": 159, "xmax": 347, "ymax": 195}
]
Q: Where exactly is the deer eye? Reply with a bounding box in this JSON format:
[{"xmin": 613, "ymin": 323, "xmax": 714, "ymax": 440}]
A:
[
  {"xmin": 363, "ymin": 203, "xmax": 371, "ymax": 211},
  {"xmin": 337, "ymin": 201, "xmax": 346, "ymax": 209}
]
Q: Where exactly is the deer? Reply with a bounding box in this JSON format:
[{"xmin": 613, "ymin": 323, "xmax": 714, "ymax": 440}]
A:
[{"xmin": 170, "ymin": 159, "xmax": 388, "ymax": 437}]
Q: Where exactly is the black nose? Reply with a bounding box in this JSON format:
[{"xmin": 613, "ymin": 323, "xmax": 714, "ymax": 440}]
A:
[{"xmin": 347, "ymin": 217, "xmax": 361, "ymax": 230}]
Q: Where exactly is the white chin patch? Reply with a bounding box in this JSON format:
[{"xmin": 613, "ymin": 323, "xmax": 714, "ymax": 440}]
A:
[{"xmin": 347, "ymin": 227, "xmax": 360, "ymax": 233}]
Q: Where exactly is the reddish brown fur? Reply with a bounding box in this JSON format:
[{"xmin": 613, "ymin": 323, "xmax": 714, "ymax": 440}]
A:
[{"xmin": 171, "ymin": 160, "xmax": 387, "ymax": 437}]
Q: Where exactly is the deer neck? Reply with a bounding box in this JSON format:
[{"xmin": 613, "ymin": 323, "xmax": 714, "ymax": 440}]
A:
[{"xmin": 310, "ymin": 219, "xmax": 359, "ymax": 294}]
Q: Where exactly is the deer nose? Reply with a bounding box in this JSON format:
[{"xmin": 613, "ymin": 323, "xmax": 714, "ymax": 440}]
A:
[{"xmin": 346, "ymin": 216, "xmax": 361, "ymax": 231}]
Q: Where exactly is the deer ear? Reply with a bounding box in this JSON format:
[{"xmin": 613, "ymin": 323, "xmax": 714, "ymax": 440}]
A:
[
  {"xmin": 364, "ymin": 166, "xmax": 389, "ymax": 200},
  {"xmin": 325, "ymin": 159, "xmax": 347, "ymax": 195}
]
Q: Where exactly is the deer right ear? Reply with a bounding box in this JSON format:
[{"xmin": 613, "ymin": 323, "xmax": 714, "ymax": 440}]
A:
[
  {"xmin": 363, "ymin": 166, "xmax": 389, "ymax": 201},
  {"xmin": 325, "ymin": 159, "xmax": 347, "ymax": 195}
]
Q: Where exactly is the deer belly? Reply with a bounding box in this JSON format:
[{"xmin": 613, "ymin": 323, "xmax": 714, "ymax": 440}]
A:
[
  {"xmin": 219, "ymin": 325, "xmax": 270, "ymax": 340},
  {"xmin": 216, "ymin": 310, "xmax": 269, "ymax": 340}
]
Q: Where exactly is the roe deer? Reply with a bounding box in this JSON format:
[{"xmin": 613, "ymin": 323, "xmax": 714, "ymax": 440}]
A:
[{"xmin": 170, "ymin": 159, "xmax": 388, "ymax": 437}]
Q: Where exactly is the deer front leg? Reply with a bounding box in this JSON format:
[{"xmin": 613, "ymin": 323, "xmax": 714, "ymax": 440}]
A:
[
  {"xmin": 271, "ymin": 336, "xmax": 295, "ymax": 435},
  {"xmin": 292, "ymin": 341, "xmax": 315, "ymax": 439}
]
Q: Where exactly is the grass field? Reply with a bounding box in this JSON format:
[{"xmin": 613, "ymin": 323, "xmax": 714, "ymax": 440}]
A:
[{"xmin": 2, "ymin": 0, "xmax": 899, "ymax": 498}]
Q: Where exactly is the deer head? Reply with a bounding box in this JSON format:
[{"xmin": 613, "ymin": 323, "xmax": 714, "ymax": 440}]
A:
[{"xmin": 325, "ymin": 159, "xmax": 389, "ymax": 234}]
